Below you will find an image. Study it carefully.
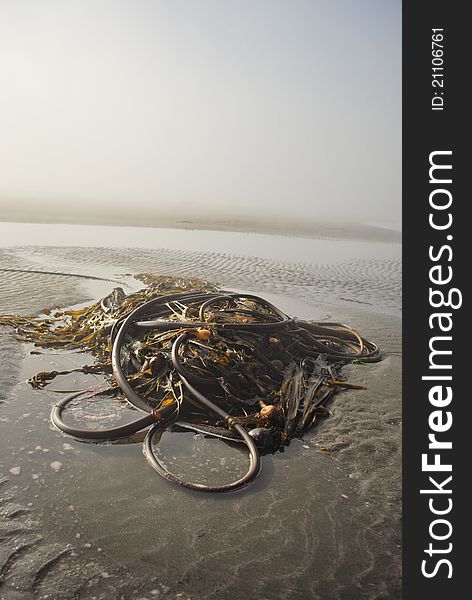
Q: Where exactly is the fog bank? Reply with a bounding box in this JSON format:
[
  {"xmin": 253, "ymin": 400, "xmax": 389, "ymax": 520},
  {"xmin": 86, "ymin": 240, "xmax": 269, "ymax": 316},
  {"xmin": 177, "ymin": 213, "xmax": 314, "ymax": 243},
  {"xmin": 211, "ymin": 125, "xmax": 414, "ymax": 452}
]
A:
[{"xmin": 0, "ymin": 0, "xmax": 401, "ymax": 229}]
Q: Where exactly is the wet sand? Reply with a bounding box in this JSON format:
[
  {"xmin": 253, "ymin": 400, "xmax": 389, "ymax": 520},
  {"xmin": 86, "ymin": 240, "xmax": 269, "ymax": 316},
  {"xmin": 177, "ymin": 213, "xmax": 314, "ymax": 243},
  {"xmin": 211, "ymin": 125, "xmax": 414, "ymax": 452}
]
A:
[{"xmin": 0, "ymin": 225, "xmax": 401, "ymax": 600}]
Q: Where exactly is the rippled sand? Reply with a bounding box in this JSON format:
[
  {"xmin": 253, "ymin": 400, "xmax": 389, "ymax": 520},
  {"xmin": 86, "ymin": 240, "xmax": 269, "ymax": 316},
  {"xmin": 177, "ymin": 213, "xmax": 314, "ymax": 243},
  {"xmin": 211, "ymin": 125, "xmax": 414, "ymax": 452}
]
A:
[{"xmin": 0, "ymin": 227, "xmax": 401, "ymax": 600}]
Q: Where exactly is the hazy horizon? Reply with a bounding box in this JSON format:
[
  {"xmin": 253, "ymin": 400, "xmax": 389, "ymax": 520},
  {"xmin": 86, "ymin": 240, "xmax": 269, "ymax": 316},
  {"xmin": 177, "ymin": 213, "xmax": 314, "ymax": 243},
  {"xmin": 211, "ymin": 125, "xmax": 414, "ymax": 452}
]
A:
[{"xmin": 0, "ymin": 0, "xmax": 401, "ymax": 230}]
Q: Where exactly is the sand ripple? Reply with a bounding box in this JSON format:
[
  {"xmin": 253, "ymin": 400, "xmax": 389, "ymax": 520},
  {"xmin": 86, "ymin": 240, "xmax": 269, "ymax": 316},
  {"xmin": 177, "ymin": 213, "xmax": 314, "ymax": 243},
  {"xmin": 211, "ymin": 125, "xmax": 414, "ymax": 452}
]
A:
[{"xmin": 2, "ymin": 245, "xmax": 401, "ymax": 316}]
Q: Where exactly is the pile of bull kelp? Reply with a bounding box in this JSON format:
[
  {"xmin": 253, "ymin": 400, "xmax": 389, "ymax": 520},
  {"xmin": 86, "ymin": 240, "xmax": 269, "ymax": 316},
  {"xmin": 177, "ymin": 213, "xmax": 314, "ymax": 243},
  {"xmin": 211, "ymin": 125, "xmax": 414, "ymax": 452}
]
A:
[{"xmin": 0, "ymin": 274, "xmax": 381, "ymax": 491}]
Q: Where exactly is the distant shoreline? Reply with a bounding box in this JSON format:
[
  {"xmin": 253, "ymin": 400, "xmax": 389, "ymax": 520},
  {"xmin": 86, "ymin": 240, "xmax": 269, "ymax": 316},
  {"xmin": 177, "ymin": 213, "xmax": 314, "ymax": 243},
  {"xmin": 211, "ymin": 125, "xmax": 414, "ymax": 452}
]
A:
[{"xmin": 0, "ymin": 214, "xmax": 401, "ymax": 243}]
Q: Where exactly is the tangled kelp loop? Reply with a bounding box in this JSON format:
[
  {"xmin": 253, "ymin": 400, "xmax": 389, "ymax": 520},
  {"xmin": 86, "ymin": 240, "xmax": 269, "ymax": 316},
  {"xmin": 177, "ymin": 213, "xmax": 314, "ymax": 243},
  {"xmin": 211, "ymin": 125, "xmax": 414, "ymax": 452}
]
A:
[{"xmin": 1, "ymin": 275, "xmax": 381, "ymax": 492}]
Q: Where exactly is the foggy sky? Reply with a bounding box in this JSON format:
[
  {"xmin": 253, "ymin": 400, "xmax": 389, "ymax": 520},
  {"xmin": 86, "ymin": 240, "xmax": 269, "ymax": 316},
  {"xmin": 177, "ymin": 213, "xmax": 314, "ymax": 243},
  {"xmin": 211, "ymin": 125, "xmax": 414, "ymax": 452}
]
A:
[{"xmin": 0, "ymin": 0, "xmax": 401, "ymax": 228}]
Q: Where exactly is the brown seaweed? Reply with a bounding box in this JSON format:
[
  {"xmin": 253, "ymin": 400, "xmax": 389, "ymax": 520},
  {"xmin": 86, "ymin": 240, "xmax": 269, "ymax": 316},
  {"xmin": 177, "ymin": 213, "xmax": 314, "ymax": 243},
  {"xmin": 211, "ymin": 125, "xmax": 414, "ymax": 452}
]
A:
[{"xmin": 0, "ymin": 274, "xmax": 380, "ymax": 449}]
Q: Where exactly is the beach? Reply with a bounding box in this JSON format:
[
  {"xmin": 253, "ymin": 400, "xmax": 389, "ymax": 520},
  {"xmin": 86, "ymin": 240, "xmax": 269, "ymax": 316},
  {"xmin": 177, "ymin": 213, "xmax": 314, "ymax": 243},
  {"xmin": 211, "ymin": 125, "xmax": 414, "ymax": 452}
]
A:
[{"xmin": 0, "ymin": 222, "xmax": 401, "ymax": 600}]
